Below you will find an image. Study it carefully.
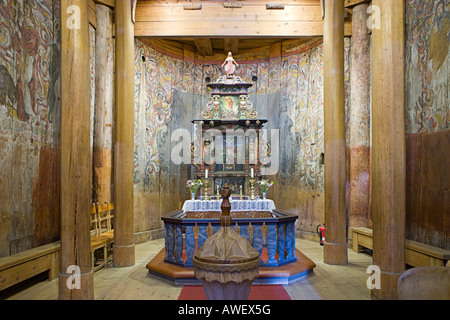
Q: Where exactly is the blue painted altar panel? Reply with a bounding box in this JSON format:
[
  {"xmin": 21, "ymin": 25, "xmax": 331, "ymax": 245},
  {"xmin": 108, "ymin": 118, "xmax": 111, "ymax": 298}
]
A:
[
  {"xmin": 197, "ymin": 224, "xmax": 208, "ymax": 249},
  {"xmin": 265, "ymin": 223, "xmax": 278, "ymax": 266},
  {"xmin": 252, "ymin": 224, "xmax": 264, "ymax": 264},
  {"xmin": 277, "ymin": 222, "xmax": 286, "ymax": 264},
  {"xmin": 239, "ymin": 223, "xmax": 250, "ymax": 243},
  {"xmin": 285, "ymin": 221, "xmax": 297, "ymax": 263},
  {"xmin": 162, "ymin": 209, "xmax": 298, "ymax": 268},
  {"xmin": 184, "ymin": 225, "xmax": 195, "ymax": 267},
  {"xmin": 175, "ymin": 224, "xmax": 184, "ymax": 265},
  {"xmin": 165, "ymin": 223, "xmax": 174, "ymax": 263}
]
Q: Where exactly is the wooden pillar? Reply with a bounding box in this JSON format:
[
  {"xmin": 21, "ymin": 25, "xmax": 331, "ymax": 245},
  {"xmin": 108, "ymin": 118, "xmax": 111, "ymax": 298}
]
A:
[
  {"xmin": 59, "ymin": 0, "xmax": 94, "ymax": 299},
  {"xmin": 93, "ymin": 4, "xmax": 109, "ymax": 204},
  {"xmin": 348, "ymin": 3, "xmax": 371, "ymax": 228},
  {"xmin": 323, "ymin": 0, "xmax": 347, "ymax": 265},
  {"xmin": 113, "ymin": 0, "xmax": 135, "ymax": 267},
  {"xmin": 371, "ymin": 0, "xmax": 406, "ymax": 300}
]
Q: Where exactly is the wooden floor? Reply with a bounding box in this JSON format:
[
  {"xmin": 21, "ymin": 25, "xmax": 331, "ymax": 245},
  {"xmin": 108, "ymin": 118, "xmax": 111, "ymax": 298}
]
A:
[{"xmin": 1, "ymin": 238, "xmax": 373, "ymax": 300}]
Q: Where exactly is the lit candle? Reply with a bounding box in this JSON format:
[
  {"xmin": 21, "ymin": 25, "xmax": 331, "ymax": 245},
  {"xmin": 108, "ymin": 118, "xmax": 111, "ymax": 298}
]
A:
[
  {"xmin": 240, "ymin": 185, "xmax": 243, "ymax": 195},
  {"xmin": 251, "ymin": 168, "xmax": 254, "ymax": 178},
  {"xmin": 205, "ymin": 169, "xmax": 208, "ymax": 179}
]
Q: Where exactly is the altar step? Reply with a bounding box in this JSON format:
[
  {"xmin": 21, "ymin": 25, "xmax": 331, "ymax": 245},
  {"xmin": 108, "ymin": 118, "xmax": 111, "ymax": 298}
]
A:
[{"xmin": 146, "ymin": 248, "xmax": 316, "ymax": 285}]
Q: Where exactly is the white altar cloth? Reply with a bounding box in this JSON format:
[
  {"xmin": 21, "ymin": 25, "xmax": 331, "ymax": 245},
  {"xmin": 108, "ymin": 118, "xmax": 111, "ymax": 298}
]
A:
[{"xmin": 182, "ymin": 199, "xmax": 276, "ymax": 213}]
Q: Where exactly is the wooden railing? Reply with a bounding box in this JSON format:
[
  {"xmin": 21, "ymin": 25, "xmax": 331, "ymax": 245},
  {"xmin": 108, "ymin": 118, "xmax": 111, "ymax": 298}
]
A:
[{"xmin": 162, "ymin": 210, "xmax": 298, "ymax": 268}]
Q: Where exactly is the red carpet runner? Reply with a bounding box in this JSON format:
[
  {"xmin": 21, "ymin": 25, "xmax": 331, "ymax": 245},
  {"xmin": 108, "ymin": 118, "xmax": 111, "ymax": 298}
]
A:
[{"xmin": 178, "ymin": 285, "xmax": 292, "ymax": 300}]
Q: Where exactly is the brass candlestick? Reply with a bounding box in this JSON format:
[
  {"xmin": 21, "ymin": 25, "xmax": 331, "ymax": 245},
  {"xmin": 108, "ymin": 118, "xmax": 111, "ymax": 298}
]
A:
[
  {"xmin": 203, "ymin": 178, "xmax": 210, "ymax": 201},
  {"xmin": 216, "ymin": 185, "xmax": 220, "ymax": 199},
  {"xmin": 249, "ymin": 178, "xmax": 256, "ymax": 200},
  {"xmin": 239, "ymin": 185, "xmax": 243, "ymax": 201}
]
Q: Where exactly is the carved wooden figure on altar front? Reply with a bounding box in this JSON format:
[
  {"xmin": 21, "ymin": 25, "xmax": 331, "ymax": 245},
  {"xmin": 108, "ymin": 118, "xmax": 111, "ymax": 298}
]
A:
[{"xmin": 220, "ymin": 183, "xmax": 232, "ymax": 226}]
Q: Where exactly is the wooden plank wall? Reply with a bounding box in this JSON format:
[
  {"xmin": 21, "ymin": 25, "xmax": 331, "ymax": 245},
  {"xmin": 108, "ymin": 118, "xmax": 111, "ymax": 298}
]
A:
[
  {"xmin": 406, "ymin": 131, "xmax": 450, "ymax": 250},
  {"xmin": 404, "ymin": 0, "xmax": 449, "ymax": 251}
]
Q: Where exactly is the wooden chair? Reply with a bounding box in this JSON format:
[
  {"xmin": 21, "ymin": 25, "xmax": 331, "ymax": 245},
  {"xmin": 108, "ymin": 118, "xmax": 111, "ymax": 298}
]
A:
[
  {"xmin": 90, "ymin": 202, "xmax": 113, "ymax": 271},
  {"xmin": 397, "ymin": 266, "xmax": 450, "ymax": 300},
  {"xmin": 97, "ymin": 202, "xmax": 114, "ymax": 261},
  {"xmin": 98, "ymin": 202, "xmax": 114, "ymax": 241},
  {"xmin": 90, "ymin": 202, "xmax": 100, "ymax": 236}
]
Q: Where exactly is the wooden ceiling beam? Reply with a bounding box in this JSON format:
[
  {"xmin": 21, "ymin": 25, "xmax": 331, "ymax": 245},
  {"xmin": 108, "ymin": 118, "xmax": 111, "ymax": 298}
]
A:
[
  {"xmin": 344, "ymin": 0, "xmax": 371, "ymax": 8},
  {"xmin": 194, "ymin": 38, "xmax": 214, "ymax": 56},
  {"xmin": 135, "ymin": 4, "xmax": 324, "ymax": 23},
  {"xmin": 134, "ymin": 1, "xmax": 353, "ymax": 37},
  {"xmin": 224, "ymin": 38, "xmax": 239, "ymax": 55},
  {"xmin": 93, "ymin": 0, "xmax": 114, "ymax": 9},
  {"xmin": 135, "ymin": 21, "xmax": 352, "ymax": 37}
]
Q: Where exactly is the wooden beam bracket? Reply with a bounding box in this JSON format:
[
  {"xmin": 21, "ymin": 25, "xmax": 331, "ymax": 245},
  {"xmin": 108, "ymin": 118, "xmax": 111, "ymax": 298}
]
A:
[
  {"xmin": 266, "ymin": 3, "xmax": 285, "ymax": 10},
  {"xmin": 224, "ymin": 38, "xmax": 239, "ymax": 55},
  {"xmin": 194, "ymin": 38, "xmax": 214, "ymax": 56},
  {"xmin": 223, "ymin": 2, "xmax": 243, "ymax": 8},
  {"xmin": 184, "ymin": 4, "xmax": 203, "ymax": 10},
  {"xmin": 132, "ymin": 0, "xmax": 137, "ymax": 23},
  {"xmin": 93, "ymin": 0, "xmax": 114, "ymax": 9},
  {"xmin": 344, "ymin": 0, "xmax": 371, "ymax": 8}
]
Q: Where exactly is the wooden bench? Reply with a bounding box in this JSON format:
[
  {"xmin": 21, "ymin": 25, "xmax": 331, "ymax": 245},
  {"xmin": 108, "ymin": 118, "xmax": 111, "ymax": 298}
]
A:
[
  {"xmin": 351, "ymin": 227, "xmax": 450, "ymax": 267},
  {"xmin": 0, "ymin": 241, "xmax": 60, "ymax": 291},
  {"xmin": 351, "ymin": 227, "xmax": 373, "ymax": 254},
  {"xmin": 0, "ymin": 202, "xmax": 116, "ymax": 291},
  {"xmin": 90, "ymin": 202, "xmax": 114, "ymax": 271}
]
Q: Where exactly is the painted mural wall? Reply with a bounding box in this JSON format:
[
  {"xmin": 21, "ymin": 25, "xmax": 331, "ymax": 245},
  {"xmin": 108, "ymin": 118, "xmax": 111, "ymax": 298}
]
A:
[
  {"xmin": 405, "ymin": 0, "xmax": 449, "ymax": 250},
  {"xmin": 2, "ymin": 0, "xmax": 445, "ymax": 257},
  {"xmin": 133, "ymin": 38, "xmax": 351, "ymax": 240},
  {"xmin": 0, "ymin": 0, "xmax": 114, "ymax": 258},
  {"xmin": 406, "ymin": 0, "xmax": 449, "ymax": 134},
  {"xmin": 0, "ymin": 0, "xmax": 61, "ymax": 257},
  {"xmin": 134, "ymin": 40, "xmax": 198, "ymax": 241},
  {"xmin": 269, "ymin": 38, "xmax": 351, "ymax": 238}
]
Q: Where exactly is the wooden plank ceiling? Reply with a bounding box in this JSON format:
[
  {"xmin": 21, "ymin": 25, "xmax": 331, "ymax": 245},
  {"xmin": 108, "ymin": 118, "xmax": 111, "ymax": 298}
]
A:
[{"xmin": 134, "ymin": 0, "xmax": 352, "ymax": 57}]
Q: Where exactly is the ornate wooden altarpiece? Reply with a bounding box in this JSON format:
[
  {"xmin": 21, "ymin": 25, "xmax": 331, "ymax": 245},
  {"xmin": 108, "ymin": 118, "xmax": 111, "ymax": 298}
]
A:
[
  {"xmin": 191, "ymin": 54, "xmax": 269, "ymax": 197},
  {"xmin": 153, "ymin": 54, "xmax": 301, "ymax": 275}
]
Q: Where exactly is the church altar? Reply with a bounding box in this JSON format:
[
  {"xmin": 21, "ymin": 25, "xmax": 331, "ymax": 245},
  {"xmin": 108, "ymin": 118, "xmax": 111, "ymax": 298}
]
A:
[
  {"xmin": 160, "ymin": 53, "xmax": 298, "ymax": 270},
  {"xmin": 182, "ymin": 199, "xmax": 276, "ymax": 213},
  {"xmin": 162, "ymin": 206, "xmax": 297, "ymax": 268}
]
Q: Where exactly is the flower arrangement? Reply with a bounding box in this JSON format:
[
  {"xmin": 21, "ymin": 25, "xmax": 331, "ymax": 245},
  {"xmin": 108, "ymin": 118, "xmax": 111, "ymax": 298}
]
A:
[
  {"xmin": 186, "ymin": 179, "xmax": 202, "ymax": 194},
  {"xmin": 258, "ymin": 179, "xmax": 274, "ymax": 193}
]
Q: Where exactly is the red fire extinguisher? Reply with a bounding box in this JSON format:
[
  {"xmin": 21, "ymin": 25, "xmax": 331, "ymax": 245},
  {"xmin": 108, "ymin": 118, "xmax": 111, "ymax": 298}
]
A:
[{"xmin": 316, "ymin": 224, "xmax": 325, "ymax": 246}]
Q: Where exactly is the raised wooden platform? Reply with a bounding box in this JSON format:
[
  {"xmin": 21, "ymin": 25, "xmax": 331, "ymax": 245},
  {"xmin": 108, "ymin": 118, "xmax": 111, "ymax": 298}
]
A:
[{"xmin": 146, "ymin": 248, "xmax": 316, "ymax": 285}]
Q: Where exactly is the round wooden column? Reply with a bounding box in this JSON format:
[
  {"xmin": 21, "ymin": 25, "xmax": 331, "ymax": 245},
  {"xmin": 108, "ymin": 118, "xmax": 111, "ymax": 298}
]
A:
[
  {"xmin": 323, "ymin": 0, "xmax": 348, "ymax": 265},
  {"xmin": 93, "ymin": 4, "xmax": 109, "ymax": 204},
  {"xmin": 113, "ymin": 0, "xmax": 135, "ymax": 267},
  {"xmin": 371, "ymin": 0, "xmax": 406, "ymax": 300},
  {"xmin": 348, "ymin": 3, "xmax": 371, "ymax": 229},
  {"xmin": 59, "ymin": 0, "xmax": 94, "ymax": 299}
]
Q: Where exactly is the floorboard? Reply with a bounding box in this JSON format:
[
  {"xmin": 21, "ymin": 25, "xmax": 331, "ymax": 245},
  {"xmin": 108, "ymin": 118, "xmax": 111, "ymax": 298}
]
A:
[{"xmin": 1, "ymin": 238, "xmax": 373, "ymax": 300}]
